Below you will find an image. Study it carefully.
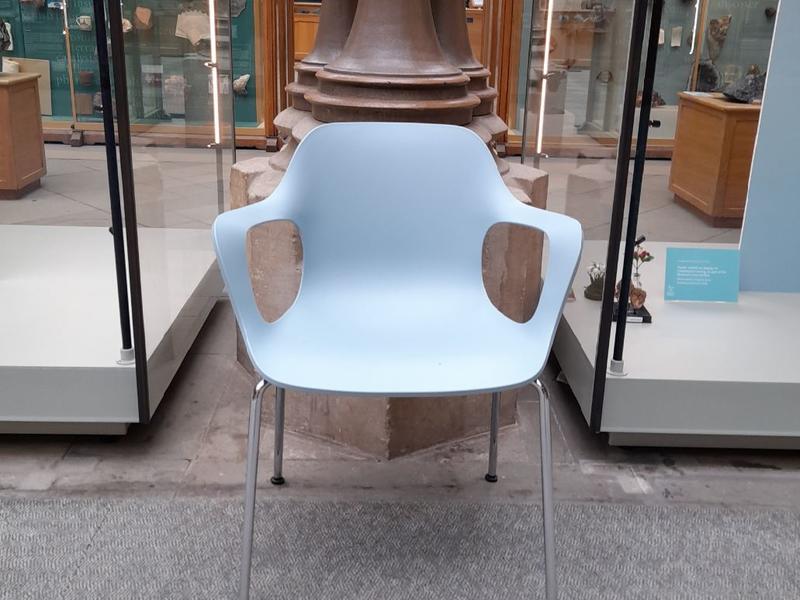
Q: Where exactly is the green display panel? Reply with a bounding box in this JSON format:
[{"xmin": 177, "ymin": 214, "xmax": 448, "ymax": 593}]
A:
[
  {"xmin": 118, "ymin": 0, "xmax": 257, "ymax": 128},
  {"xmin": 230, "ymin": 0, "xmax": 256, "ymax": 125},
  {"xmin": 703, "ymin": 0, "xmax": 775, "ymax": 80},
  {"xmin": 0, "ymin": 0, "xmax": 72, "ymax": 119},
  {"xmin": 0, "ymin": 0, "xmax": 257, "ymax": 128},
  {"xmin": 649, "ymin": 0, "xmax": 697, "ymax": 105},
  {"xmin": 69, "ymin": 0, "xmax": 103, "ymax": 122}
]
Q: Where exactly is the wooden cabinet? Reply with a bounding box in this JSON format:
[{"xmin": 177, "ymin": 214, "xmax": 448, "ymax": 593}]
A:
[
  {"xmin": 669, "ymin": 92, "xmax": 760, "ymax": 226},
  {"xmin": 0, "ymin": 73, "xmax": 46, "ymax": 199}
]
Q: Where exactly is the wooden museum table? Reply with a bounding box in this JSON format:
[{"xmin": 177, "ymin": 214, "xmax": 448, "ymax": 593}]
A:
[
  {"xmin": 0, "ymin": 73, "xmax": 46, "ymax": 199},
  {"xmin": 669, "ymin": 92, "xmax": 760, "ymax": 227}
]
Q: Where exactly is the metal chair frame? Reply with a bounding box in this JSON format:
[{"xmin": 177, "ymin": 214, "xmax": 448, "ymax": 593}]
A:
[{"xmin": 239, "ymin": 380, "xmax": 558, "ymax": 600}]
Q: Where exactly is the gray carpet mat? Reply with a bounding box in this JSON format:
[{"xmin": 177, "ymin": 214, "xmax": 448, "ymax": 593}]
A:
[{"xmin": 2, "ymin": 497, "xmax": 799, "ymax": 599}]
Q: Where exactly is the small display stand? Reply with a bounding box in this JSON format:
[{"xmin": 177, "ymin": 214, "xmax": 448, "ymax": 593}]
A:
[
  {"xmin": 612, "ymin": 303, "xmax": 652, "ymax": 324},
  {"xmin": 554, "ymin": 241, "xmax": 800, "ymax": 449}
]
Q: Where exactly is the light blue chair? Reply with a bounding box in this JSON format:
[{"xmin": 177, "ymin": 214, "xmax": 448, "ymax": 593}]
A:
[{"xmin": 213, "ymin": 122, "xmax": 582, "ymax": 600}]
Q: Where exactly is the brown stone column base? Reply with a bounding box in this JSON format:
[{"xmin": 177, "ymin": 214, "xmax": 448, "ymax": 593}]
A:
[
  {"xmin": 464, "ymin": 67, "xmax": 497, "ymax": 117},
  {"xmin": 285, "ymin": 65, "xmax": 318, "ymax": 112},
  {"xmin": 309, "ymin": 71, "xmax": 479, "ymax": 126},
  {"xmin": 236, "ymin": 343, "xmax": 518, "ymax": 459}
]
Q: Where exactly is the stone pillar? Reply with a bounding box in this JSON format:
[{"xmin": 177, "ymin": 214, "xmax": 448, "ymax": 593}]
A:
[
  {"xmin": 430, "ymin": 0, "xmax": 497, "ymax": 116},
  {"xmin": 285, "ymin": 0, "xmax": 358, "ymax": 112},
  {"xmin": 307, "ymin": 0, "xmax": 480, "ymax": 124}
]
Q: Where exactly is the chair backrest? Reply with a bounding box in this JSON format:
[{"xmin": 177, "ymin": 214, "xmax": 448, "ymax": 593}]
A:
[{"xmin": 277, "ymin": 122, "xmax": 510, "ymax": 296}]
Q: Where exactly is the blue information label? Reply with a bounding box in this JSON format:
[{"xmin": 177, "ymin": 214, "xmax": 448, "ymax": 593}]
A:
[{"xmin": 664, "ymin": 247, "xmax": 740, "ymax": 302}]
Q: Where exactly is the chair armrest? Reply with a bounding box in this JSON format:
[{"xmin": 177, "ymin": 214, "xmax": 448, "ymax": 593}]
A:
[
  {"xmin": 212, "ymin": 194, "xmax": 292, "ymax": 351},
  {"xmin": 494, "ymin": 195, "xmax": 583, "ymax": 346}
]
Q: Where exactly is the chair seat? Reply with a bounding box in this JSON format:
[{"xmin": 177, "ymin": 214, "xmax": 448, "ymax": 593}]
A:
[{"xmin": 249, "ymin": 287, "xmax": 547, "ymax": 397}]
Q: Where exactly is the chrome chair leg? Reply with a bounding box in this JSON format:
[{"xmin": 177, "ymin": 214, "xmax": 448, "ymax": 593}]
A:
[
  {"xmin": 270, "ymin": 387, "xmax": 286, "ymax": 486},
  {"xmin": 240, "ymin": 379, "xmax": 269, "ymax": 600},
  {"xmin": 485, "ymin": 391, "xmax": 500, "ymax": 483},
  {"xmin": 534, "ymin": 378, "xmax": 558, "ymax": 600}
]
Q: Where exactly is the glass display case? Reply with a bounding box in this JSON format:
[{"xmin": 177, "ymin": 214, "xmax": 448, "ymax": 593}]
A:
[
  {"xmin": 0, "ymin": 0, "xmax": 260, "ymax": 132},
  {"xmin": 691, "ymin": 0, "xmax": 775, "ymax": 93},
  {"xmin": 513, "ymin": 0, "xmax": 776, "ymax": 158}
]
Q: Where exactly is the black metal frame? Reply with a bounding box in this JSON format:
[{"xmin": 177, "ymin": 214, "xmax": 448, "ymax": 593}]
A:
[
  {"xmin": 515, "ymin": 0, "xmax": 663, "ymax": 433},
  {"xmin": 91, "ymin": 0, "xmax": 132, "ymax": 356},
  {"xmin": 92, "ymin": 0, "xmax": 236, "ymax": 424},
  {"xmin": 612, "ymin": 0, "xmax": 665, "ymax": 362},
  {"xmin": 104, "ymin": 0, "xmax": 151, "ymax": 423},
  {"xmin": 589, "ymin": 0, "xmax": 664, "ymax": 432}
]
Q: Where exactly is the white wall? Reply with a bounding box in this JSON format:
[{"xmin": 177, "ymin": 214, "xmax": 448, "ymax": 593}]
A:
[{"xmin": 739, "ymin": 0, "xmax": 800, "ymax": 293}]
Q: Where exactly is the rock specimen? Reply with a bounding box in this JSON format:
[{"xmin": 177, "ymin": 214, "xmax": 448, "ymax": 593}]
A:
[
  {"xmin": 696, "ymin": 59, "xmax": 721, "ymax": 93},
  {"xmin": 723, "ymin": 71, "xmax": 766, "ymax": 104}
]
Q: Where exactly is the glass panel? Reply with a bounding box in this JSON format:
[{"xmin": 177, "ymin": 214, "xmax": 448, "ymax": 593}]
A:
[
  {"xmin": 515, "ymin": 0, "xmax": 636, "ymax": 159},
  {"xmin": 58, "ymin": 0, "xmax": 257, "ymax": 130},
  {"xmin": 639, "ymin": 0, "xmax": 777, "ymax": 247},
  {"xmin": 580, "ymin": 1, "xmax": 634, "ymax": 150},
  {"xmin": 649, "ymin": 0, "xmax": 695, "ymax": 110},
  {"xmin": 121, "ymin": 0, "xmax": 235, "ymax": 409},
  {"xmin": 607, "ymin": 1, "xmax": 786, "ymax": 443},
  {"xmin": 518, "ymin": 0, "xmax": 778, "ymax": 248},
  {"xmin": 515, "ymin": 0, "xmax": 637, "ymax": 423},
  {"xmin": 518, "ymin": 0, "xmax": 780, "ymax": 430}
]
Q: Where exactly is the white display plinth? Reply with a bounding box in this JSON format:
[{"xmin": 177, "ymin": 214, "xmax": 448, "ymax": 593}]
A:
[
  {"xmin": 554, "ymin": 240, "xmax": 800, "ymax": 448},
  {"xmin": 0, "ymin": 225, "xmax": 220, "ymax": 432}
]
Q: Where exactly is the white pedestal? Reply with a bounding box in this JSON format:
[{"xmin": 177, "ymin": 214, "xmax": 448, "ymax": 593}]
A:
[{"xmin": 555, "ymin": 240, "xmax": 800, "ymax": 447}]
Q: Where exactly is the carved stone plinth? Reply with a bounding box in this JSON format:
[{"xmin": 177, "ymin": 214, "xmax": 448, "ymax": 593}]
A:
[{"xmin": 258, "ymin": 390, "xmax": 518, "ymax": 459}]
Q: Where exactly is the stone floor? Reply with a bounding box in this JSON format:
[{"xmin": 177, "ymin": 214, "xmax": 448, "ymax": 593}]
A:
[
  {"xmin": 538, "ymin": 157, "xmax": 742, "ymax": 244},
  {"xmin": 1, "ymin": 298, "xmax": 797, "ymax": 512},
  {"xmin": 0, "ymin": 144, "xmax": 262, "ymax": 228}
]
